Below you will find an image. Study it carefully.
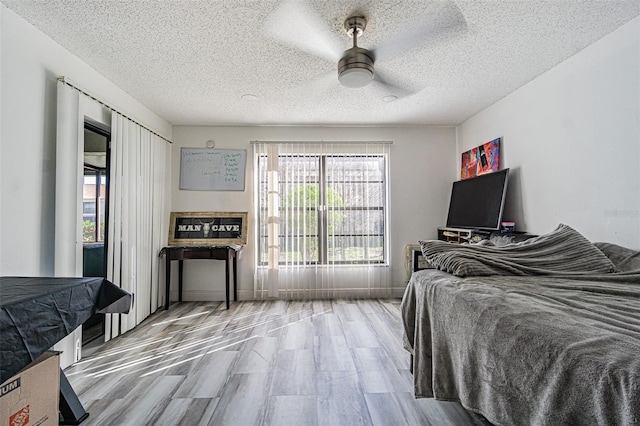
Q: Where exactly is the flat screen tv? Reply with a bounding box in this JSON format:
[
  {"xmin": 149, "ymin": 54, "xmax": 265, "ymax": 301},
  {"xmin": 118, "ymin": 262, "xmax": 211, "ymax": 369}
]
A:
[{"xmin": 445, "ymin": 168, "xmax": 509, "ymax": 231}]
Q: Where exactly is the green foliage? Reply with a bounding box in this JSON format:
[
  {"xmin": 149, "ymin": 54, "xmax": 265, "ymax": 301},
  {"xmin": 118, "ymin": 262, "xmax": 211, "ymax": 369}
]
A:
[
  {"xmin": 83, "ymin": 220, "xmax": 105, "ymax": 242},
  {"xmin": 283, "ymin": 184, "xmax": 345, "ymax": 260}
]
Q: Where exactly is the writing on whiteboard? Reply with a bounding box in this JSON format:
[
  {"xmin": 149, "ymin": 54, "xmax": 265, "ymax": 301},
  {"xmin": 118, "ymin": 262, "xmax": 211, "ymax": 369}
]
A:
[{"xmin": 180, "ymin": 148, "xmax": 246, "ymax": 191}]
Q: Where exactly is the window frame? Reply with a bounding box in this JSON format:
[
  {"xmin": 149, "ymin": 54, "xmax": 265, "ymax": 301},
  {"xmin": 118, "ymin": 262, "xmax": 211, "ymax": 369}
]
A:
[{"xmin": 257, "ymin": 152, "xmax": 388, "ymax": 267}]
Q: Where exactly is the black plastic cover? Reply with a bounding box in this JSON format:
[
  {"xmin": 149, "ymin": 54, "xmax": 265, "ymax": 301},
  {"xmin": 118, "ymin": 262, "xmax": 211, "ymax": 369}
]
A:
[{"xmin": 0, "ymin": 276, "xmax": 131, "ymax": 383}]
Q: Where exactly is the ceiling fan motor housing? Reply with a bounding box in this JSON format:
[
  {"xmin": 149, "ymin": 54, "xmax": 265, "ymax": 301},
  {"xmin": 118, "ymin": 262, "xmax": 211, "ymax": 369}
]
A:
[
  {"xmin": 338, "ymin": 47, "xmax": 374, "ymax": 73},
  {"xmin": 338, "ymin": 47, "xmax": 375, "ymax": 87},
  {"xmin": 338, "ymin": 17, "xmax": 374, "ymax": 88}
]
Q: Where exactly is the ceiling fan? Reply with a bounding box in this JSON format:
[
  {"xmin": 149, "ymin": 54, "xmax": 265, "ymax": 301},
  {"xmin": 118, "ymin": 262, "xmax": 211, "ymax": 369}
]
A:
[
  {"xmin": 265, "ymin": 1, "xmax": 468, "ymax": 97},
  {"xmin": 338, "ymin": 16, "xmax": 374, "ymax": 88}
]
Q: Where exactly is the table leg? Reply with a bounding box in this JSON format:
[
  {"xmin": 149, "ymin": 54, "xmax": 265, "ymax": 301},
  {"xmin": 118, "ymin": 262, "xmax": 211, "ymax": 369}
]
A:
[
  {"xmin": 225, "ymin": 250, "xmax": 230, "ymax": 309},
  {"xmin": 59, "ymin": 369, "xmax": 89, "ymax": 424},
  {"xmin": 178, "ymin": 260, "xmax": 184, "ymax": 303},
  {"xmin": 232, "ymin": 250, "xmax": 238, "ymax": 301},
  {"xmin": 164, "ymin": 256, "xmax": 171, "ymax": 310}
]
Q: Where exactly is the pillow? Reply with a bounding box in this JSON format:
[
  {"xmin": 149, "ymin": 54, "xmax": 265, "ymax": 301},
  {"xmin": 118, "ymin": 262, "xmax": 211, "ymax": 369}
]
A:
[{"xmin": 594, "ymin": 242, "xmax": 640, "ymax": 272}]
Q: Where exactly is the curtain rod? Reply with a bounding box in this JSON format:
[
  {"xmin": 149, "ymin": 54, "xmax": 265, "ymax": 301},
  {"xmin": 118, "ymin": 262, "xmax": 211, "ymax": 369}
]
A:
[
  {"xmin": 57, "ymin": 76, "xmax": 173, "ymax": 144},
  {"xmin": 250, "ymin": 140, "xmax": 393, "ymax": 145}
]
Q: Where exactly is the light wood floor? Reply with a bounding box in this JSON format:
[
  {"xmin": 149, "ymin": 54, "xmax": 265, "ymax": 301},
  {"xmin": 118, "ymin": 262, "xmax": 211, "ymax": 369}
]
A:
[{"xmin": 67, "ymin": 299, "xmax": 489, "ymax": 426}]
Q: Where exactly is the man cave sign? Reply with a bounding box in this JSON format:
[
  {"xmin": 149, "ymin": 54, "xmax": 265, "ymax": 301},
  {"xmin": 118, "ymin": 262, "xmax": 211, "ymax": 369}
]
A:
[{"xmin": 177, "ymin": 222, "xmax": 240, "ymax": 237}]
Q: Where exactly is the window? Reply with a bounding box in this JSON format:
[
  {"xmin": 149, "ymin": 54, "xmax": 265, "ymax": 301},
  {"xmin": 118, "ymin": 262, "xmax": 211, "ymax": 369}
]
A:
[
  {"xmin": 256, "ymin": 144, "xmax": 389, "ymax": 266},
  {"xmin": 83, "ymin": 200, "xmax": 96, "ymax": 221},
  {"xmin": 82, "ymin": 169, "xmax": 107, "ymax": 242},
  {"xmin": 83, "ymin": 122, "xmax": 109, "ymax": 244}
]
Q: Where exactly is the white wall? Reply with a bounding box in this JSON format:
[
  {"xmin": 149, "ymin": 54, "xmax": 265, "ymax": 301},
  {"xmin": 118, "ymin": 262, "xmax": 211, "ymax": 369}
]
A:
[
  {"xmin": 171, "ymin": 126, "xmax": 457, "ymax": 299},
  {"xmin": 0, "ymin": 5, "xmax": 172, "ymax": 275},
  {"xmin": 458, "ymin": 17, "xmax": 640, "ymax": 250}
]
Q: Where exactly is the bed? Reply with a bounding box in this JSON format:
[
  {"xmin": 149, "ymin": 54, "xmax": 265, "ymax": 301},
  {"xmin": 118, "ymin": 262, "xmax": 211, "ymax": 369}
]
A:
[{"xmin": 401, "ymin": 224, "xmax": 640, "ymax": 426}]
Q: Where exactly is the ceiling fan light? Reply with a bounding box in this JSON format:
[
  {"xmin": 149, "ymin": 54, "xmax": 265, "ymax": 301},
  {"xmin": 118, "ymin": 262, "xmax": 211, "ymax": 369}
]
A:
[{"xmin": 339, "ymin": 67, "xmax": 374, "ymax": 88}]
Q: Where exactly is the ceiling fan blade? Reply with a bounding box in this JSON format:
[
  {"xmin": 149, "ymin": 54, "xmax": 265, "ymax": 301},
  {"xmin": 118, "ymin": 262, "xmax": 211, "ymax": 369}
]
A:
[
  {"xmin": 371, "ymin": 70, "xmax": 418, "ymax": 99},
  {"xmin": 371, "ymin": 1, "xmax": 467, "ymax": 63},
  {"xmin": 264, "ymin": 0, "xmax": 343, "ymax": 63}
]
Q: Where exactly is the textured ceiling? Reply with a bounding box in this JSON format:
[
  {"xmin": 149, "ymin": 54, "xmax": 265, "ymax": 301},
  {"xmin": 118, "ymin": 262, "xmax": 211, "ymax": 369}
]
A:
[{"xmin": 3, "ymin": 1, "xmax": 639, "ymax": 126}]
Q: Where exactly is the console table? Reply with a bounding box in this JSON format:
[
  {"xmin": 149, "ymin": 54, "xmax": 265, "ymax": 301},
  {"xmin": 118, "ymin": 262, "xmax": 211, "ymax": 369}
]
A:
[{"xmin": 160, "ymin": 245, "xmax": 242, "ymax": 310}]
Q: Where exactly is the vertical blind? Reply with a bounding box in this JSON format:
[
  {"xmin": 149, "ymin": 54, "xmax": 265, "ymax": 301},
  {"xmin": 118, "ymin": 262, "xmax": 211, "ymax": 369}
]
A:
[
  {"xmin": 54, "ymin": 81, "xmax": 87, "ymax": 368},
  {"xmin": 106, "ymin": 111, "xmax": 169, "ymax": 339},
  {"xmin": 55, "ymin": 79, "xmax": 170, "ymax": 346},
  {"xmin": 253, "ymin": 141, "xmax": 391, "ymax": 299}
]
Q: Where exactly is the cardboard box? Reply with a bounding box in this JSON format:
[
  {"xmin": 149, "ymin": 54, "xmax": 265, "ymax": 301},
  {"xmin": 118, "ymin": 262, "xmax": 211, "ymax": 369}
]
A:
[{"xmin": 1, "ymin": 352, "xmax": 60, "ymax": 426}]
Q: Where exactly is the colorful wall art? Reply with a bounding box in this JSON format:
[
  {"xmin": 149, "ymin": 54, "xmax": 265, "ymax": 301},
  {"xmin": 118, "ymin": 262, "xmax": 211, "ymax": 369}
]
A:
[{"xmin": 461, "ymin": 137, "xmax": 501, "ymax": 179}]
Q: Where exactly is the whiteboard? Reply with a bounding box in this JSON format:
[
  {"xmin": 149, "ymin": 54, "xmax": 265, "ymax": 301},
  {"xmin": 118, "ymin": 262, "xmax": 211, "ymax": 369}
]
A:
[{"xmin": 180, "ymin": 148, "xmax": 246, "ymax": 191}]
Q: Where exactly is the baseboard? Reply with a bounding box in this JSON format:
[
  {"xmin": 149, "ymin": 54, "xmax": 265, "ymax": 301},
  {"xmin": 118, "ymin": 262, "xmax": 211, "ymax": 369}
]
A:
[
  {"xmin": 391, "ymin": 287, "xmax": 407, "ymax": 298},
  {"xmin": 173, "ymin": 287, "xmax": 405, "ymax": 301},
  {"xmin": 262, "ymin": 287, "xmax": 400, "ymax": 299},
  {"xmin": 172, "ymin": 289, "xmax": 254, "ymax": 302}
]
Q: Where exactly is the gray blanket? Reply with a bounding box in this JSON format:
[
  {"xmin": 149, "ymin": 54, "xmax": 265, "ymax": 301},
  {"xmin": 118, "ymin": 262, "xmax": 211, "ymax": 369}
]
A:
[
  {"xmin": 420, "ymin": 224, "xmax": 616, "ymax": 276},
  {"xmin": 401, "ymin": 243, "xmax": 640, "ymax": 426}
]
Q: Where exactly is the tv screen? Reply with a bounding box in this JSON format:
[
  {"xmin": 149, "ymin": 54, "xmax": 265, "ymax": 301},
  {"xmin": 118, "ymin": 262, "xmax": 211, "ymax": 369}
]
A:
[{"xmin": 445, "ymin": 168, "xmax": 509, "ymax": 230}]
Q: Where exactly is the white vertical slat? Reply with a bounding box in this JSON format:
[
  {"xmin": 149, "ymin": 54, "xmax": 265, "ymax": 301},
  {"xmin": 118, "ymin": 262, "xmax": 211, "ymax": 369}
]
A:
[
  {"xmin": 151, "ymin": 136, "xmax": 167, "ymax": 312},
  {"xmin": 145, "ymin": 132, "xmax": 153, "ymax": 314},
  {"xmin": 120, "ymin": 121, "xmax": 132, "ymax": 333},
  {"xmin": 266, "ymin": 144, "xmax": 280, "ymax": 298},
  {"xmin": 143, "ymin": 130, "xmax": 151, "ymax": 320},
  {"xmin": 107, "ymin": 113, "xmax": 123, "ymax": 340},
  {"xmin": 328, "ymin": 142, "xmax": 332, "ymax": 298},
  {"xmin": 123, "ymin": 115, "xmax": 133, "ymax": 333},
  {"xmin": 128, "ymin": 123, "xmax": 140, "ymax": 333},
  {"xmin": 296, "ymin": 143, "xmax": 304, "ymax": 298},
  {"xmin": 284, "ymin": 146, "xmax": 291, "ymax": 298},
  {"xmin": 53, "ymin": 82, "xmax": 84, "ymax": 367},
  {"xmin": 155, "ymin": 135, "xmax": 167, "ymax": 311},
  {"xmin": 253, "ymin": 144, "xmax": 260, "ymax": 298},
  {"xmin": 138, "ymin": 130, "xmax": 149, "ymax": 322},
  {"xmin": 54, "ymin": 82, "xmax": 83, "ymax": 277},
  {"xmin": 149, "ymin": 135, "xmax": 159, "ymax": 312},
  {"xmin": 297, "ymin": 143, "xmax": 304, "ymax": 298}
]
